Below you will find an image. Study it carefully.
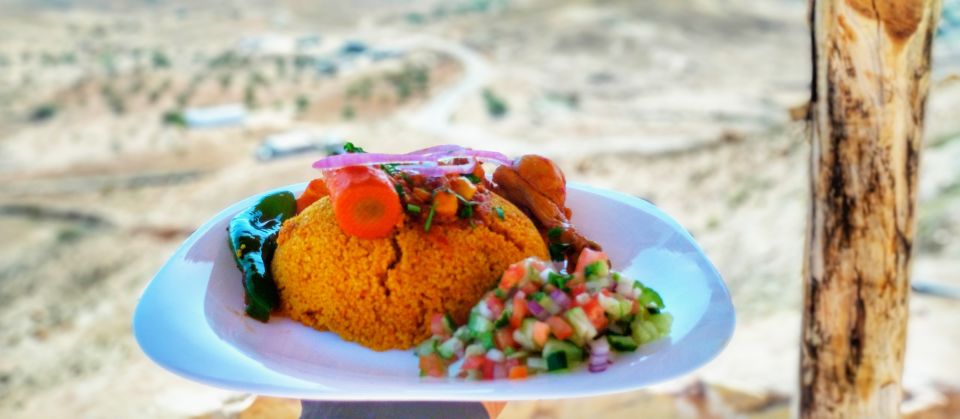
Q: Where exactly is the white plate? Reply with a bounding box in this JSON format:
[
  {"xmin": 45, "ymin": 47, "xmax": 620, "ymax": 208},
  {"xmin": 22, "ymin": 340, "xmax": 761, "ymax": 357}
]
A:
[{"xmin": 133, "ymin": 182, "xmax": 734, "ymax": 401}]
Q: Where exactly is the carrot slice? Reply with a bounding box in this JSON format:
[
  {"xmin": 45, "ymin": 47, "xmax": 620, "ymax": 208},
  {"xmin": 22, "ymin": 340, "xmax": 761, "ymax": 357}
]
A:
[
  {"xmin": 325, "ymin": 166, "xmax": 402, "ymax": 239},
  {"xmin": 296, "ymin": 178, "xmax": 330, "ymax": 214}
]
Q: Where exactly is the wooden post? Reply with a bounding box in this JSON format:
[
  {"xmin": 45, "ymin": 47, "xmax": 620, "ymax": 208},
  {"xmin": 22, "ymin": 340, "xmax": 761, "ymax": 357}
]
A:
[{"xmin": 802, "ymin": 0, "xmax": 941, "ymax": 417}]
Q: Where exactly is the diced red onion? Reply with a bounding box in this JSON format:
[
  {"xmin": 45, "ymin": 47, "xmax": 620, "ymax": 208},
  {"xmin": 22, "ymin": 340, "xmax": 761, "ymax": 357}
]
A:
[
  {"xmin": 526, "ymin": 300, "xmax": 549, "ymax": 320},
  {"xmin": 493, "ymin": 362, "xmax": 508, "ymax": 379},
  {"xmin": 590, "ymin": 337, "xmax": 611, "ymax": 355},
  {"xmin": 588, "ymin": 361, "xmax": 609, "ymax": 373},
  {"xmin": 549, "ymin": 289, "xmax": 571, "ymax": 310}
]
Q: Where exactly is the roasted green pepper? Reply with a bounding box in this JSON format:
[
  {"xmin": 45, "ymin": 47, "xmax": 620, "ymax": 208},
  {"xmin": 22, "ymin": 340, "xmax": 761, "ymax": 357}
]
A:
[{"xmin": 227, "ymin": 191, "xmax": 296, "ymax": 322}]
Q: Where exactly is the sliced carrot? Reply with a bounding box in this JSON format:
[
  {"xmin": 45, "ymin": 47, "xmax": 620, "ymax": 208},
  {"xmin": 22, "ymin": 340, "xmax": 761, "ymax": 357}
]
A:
[
  {"xmin": 532, "ymin": 321, "xmax": 550, "ymax": 348},
  {"xmin": 296, "ymin": 178, "xmax": 330, "ymax": 214},
  {"xmin": 508, "ymin": 365, "xmax": 528, "ymax": 380},
  {"xmin": 325, "ymin": 166, "xmax": 402, "ymax": 239}
]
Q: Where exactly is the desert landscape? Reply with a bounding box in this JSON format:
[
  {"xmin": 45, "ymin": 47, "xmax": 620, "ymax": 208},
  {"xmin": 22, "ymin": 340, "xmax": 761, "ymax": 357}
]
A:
[{"xmin": 1, "ymin": 0, "xmax": 959, "ymax": 417}]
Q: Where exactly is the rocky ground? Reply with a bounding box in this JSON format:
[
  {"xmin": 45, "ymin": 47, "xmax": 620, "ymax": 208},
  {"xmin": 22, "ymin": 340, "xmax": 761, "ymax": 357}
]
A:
[{"xmin": 1, "ymin": 0, "xmax": 959, "ymax": 418}]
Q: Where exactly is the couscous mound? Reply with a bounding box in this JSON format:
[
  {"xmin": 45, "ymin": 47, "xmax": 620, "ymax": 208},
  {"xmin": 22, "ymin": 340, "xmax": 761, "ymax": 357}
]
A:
[{"xmin": 272, "ymin": 193, "xmax": 548, "ymax": 351}]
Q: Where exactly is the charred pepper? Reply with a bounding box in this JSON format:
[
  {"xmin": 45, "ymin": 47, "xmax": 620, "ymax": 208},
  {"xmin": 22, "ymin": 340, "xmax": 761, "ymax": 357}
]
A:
[{"xmin": 227, "ymin": 191, "xmax": 296, "ymax": 322}]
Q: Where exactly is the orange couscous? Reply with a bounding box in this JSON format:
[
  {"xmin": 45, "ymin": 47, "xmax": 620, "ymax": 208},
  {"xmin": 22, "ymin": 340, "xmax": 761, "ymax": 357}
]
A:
[{"xmin": 271, "ymin": 193, "xmax": 548, "ymax": 351}]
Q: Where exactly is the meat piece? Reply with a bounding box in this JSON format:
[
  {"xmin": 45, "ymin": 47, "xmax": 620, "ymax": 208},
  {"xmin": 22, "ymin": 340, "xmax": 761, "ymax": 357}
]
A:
[
  {"xmin": 514, "ymin": 155, "xmax": 568, "ymax": 217},
  {"xmin": 493, "ymin": 156, "xmax": 600, "ymax": 266}
]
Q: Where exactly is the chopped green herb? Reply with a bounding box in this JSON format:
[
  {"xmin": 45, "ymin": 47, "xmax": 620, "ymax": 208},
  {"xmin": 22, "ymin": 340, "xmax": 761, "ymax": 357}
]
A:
[
  {"xmin": 494, "ymin": 288, "xmax": 505, "ymax": 299},
  {"xmin": 393, "ymin": 183, "xmax": 405, "ymax": 199},
  {"xmin": 464, "ymin": 173, "xmax": 483, "ymax": 184},
  {"xmin": 547, "ymin": 227, "xmax": 564, "ymax": 240},
  {"xmin": 406, "ymin": 203, "xmax": 421, "ymax": 214},
  {"xmin": 382, "ymin": 163, "xmax": 399, "ymax": 176},
  {"xmin": 548, "ymin": 242, "xmax": 570, "ymax": 262},
  {"xmin": 494, "ymin": 206, "xmax": 505, "ymax": 220},
  {"xmin": 547, "ymin": 272, "xmax": 572, "ymax": 289},
  {"xmin": 458, "ymin": 202, "xmax": 475, "ymax": 219},
  {"xmin": 343, "ymin": 142, "xmax": 365, "ymax": 153},
  {"xmin": 424, "ymin": 201, "xmax": 437, "ymax": 232}
]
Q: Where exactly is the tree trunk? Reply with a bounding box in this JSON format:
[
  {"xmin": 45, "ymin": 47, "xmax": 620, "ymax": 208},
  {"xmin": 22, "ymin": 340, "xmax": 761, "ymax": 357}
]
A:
[{"xmin": 802, "ymin": 0, "xmax": 941, "ymax": 418}]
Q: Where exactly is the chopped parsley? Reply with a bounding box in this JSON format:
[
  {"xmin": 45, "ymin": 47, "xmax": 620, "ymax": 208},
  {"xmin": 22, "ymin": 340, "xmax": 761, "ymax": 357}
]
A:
[
  {"xmin": 458, "ymin": 202, "xmax": 475, "ymax": 219},
  {"xmin": 343, "ymin": 142, "xmax": 365, "ymax": 153},
  {"xmin": 406, "ymin": 204, "xmax": 421, "ymax": 214},
  {"xmin": 546, "ymin": 227, "xmax": 570, "ymax": 262},
  {"xmin": 548, "ymin": 242, "xmax": 571, "ymax": 262},
  {"xmin": 424, "ymin": 201, "xmax": 437, "ymax": 232},
  {"xmin": 463, "ymin": 173, "xmax": 483, "ymax": 184},
  {"xmin": 547, "ymin": 272, "xmax": 573, "ymax": 289},
  {"xmin": 494, "ymin": 206, "xmax": 505, "ymax": 220},
  {"xmin": 393, "ymin": 183, "xmax": 405, "ymax": 199}
]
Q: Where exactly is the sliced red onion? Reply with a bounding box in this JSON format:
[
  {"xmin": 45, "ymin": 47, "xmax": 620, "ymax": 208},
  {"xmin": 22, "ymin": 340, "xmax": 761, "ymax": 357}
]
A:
[
  {"xmin": 549, "ymin": 289, "xmax": 571, "ymax": 310},
  {"xmin": 401, "ymin": 159, "xmax": 477, "ymax": 177},
  {"xmin": 526, "ymin": 300, "xmax": 549, "ymax": 320},
  {"xmin": 313, "ymin": 145, "xmax": 510, "ymax": 171}
]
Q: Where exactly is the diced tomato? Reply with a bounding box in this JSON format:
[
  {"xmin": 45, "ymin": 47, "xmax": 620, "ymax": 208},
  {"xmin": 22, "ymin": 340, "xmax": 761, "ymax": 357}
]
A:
[
  {"xmin": 508, "ymin": 365, "xmax": 529, "ymax": 380},
  {"xmin": 630, "ymin": 299, "xmax": 640, "ymax": 315},
  {"xmin": 575, "ymin": 248, "xmax": 609, "ymax": 277},
  {"xmin": 532, "ymin": 321, "xmax": 550, "ymax": 348},
  {"xmin": 496, "ymin": 328, "xmax": 517, "ymax": 350},
  {"xmin": 567, "ymin": 280, "xmax": 586, "ymax": 299},
  {"xmin": 510, "ymin": 294, "xmax": 527, "ymax": 328},
  {"xmin": 505, "ymin": 357, "xmax": 521, "ymax": 370},
  {"xmin": 429, "ymin": 313, "xmax": 450, "ymax": 338},
  {"xmin": 600, "ymin": 288, "xmax": 613, "ymax": 297},
  {"xmin": 482, "ymin": 358, "xmax": 495, "ymax": 380},
  {"xmin": 519, "ymin": 280, "xmax": 539, "ymax": 296},
  {"xmin": 419, "ymin": 353, "xmax": 447, "ymax": 378},
  {"xmin": 463, "ymin": 355, "xmax": 485, "ymax": 371},
  {"xmin": 526, "ymin": 259, "xmax": 548, "ymax": 274},
  {"xmin": 581, "ymin": 297, "xmax": 608, "ymax": 330},
  {"xmin": 546, "ymin": 316, "xmax": 573, "ymax": 341},
  {"xmin": 486, "ymin": 295, "xmax": 505, "ymax": 319},
  {"xmin": 499, "ymin": 262, "xmax": 526, "ymax": 290}
]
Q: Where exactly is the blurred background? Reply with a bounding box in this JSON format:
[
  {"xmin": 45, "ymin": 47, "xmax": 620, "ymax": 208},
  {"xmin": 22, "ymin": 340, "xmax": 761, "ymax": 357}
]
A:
[{"xmin": 1, "ymin": 0, "xmax": 959, "ymax": 417}]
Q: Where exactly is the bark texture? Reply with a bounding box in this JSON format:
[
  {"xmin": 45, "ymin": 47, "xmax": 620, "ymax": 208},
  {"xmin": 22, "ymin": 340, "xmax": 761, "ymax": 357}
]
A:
[{"xmin": 802, "ymin": 0, "xmax": 941, "ymax": 417}]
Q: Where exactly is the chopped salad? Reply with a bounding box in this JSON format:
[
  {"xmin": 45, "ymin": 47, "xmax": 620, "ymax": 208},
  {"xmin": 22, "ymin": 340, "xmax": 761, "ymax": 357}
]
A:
[{"xmin": 417, "ymin": 249, "xmax": 671, "ymax": 380}]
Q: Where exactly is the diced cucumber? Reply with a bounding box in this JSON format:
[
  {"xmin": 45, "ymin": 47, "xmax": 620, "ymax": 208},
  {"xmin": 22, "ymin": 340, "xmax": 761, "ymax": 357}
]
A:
[
  {"xmin": 438, "ymin": 337, "xmax": 464, "ymax": 359},
  {"xmin": 465, "ymin": 343, "xmax": 486, "ymax": 358},
  {"xmin": 585, "ymin": 276, "xmax": 613, "ymax": 292},
  {"xmin": 469, "ymin": 312, "xmax": 494, "ymax": 334},
  {"xmin": 607, "ymin": 334, "xmax": 639, "ymax": 352},
  {"xmin": 416, "ymin": 337, "xmax": 438, "ymax": 356},
  {"xmin": 526, "ymin": 356, "xmax": 547, "ymax": 371},
  {"xmin": 631, "ymin": 316, "xmax": 667, "ymax": 345},
  {"xmin": 536, "ymin": 293, "xmax": 561, "ymax": 315},
  {"xmin": 545, "ymin": 351, "xmax": 568, "ymax": 371},
  {"xmin": 598, "ymin": 292, "xmax": 627, "ymax": 320},
  {"xmin": 493, "ymin": 308, "xmax": 510, "ymax": 328},
  {"xmin": 453, "ymin": 326, "xmax": 473, "ymax": 341},
  {"xmin": 543, "ymin": 338, "xmax": 584, "ymax": 372},
  {"xmin": 584, "ymin": 261, "xmax": 610, "ymax": 280},
  {"xmin": 518, "ymin": 318, "xmax": 540, "ymax": 350},
  {"xmin": 564, "ymin": 307, "xmax": 598, "ymax": 343},
  {"xmin": 441, "ymin": 314, "xmax": 456, "ymax": 333},
  {"xmin": 649, "ymin": 312, "xmax": 673, "ymax": 335},
  {"xmin": 638, "ymin": 287, "xmax": 665, "ymax": 310},
  {"xmin": 477, "ymin": 331, "xmax": 495, "ymax": 350}
]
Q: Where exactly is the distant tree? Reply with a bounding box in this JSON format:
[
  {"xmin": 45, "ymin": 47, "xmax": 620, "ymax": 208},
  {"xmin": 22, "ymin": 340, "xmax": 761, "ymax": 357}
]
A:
[
  {"xmin": 482, "ymin": 89, "xmax": 508, "ymax": 118},
  {"xmin": 341, "ymin": 104, "xmax": 355, "ymax": 120},
  {"xmin": 29, "ymin": 104, "xmax": 57, "ymax": 122},
  {"xmin": 152, "ymin": 50, "xmax": 171, "ymax": 69},
  {"xmin": 162, "ymin": 110, "xmax": 186, "ymax": 127},
  {"xmin": 296, "ymin": 95, "xmax": 310, "ymax": 113},
  {"xmin": 219, "ymin": 73, "xmax": 233, "ymax": 90},
  {"xmin": 244, "ymin": 85, "xmax": 257, "ymax": 109}
]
